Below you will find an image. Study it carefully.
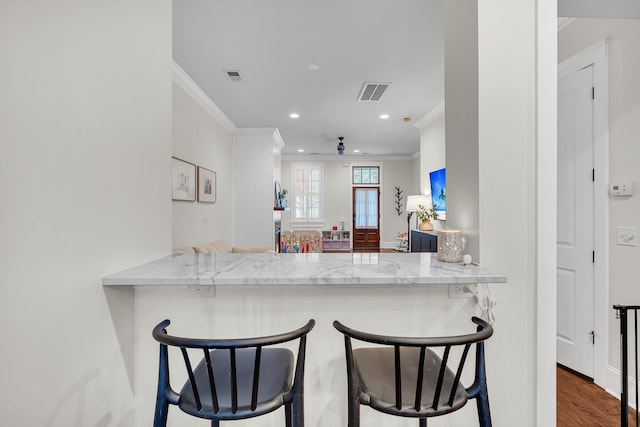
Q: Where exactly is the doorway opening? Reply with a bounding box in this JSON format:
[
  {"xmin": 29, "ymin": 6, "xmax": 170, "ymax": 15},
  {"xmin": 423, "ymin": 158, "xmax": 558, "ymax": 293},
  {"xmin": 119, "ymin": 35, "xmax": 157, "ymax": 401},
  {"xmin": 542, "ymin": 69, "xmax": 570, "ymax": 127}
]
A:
[{"xmin": 556, "ymin": 38, "xmax": 609, "ymax": 389}]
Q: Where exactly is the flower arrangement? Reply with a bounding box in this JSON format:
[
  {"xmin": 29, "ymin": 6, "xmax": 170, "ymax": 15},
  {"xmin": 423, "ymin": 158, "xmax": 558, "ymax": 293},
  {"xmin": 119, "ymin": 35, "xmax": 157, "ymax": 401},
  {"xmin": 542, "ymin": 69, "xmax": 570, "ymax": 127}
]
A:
[
  {"xmin": 416, "ymin": 204, "xmax": 439, "ymax": 222},
  {"xmin": 277, "ymin": 188, "xmax": 288, "ymax": 207}
]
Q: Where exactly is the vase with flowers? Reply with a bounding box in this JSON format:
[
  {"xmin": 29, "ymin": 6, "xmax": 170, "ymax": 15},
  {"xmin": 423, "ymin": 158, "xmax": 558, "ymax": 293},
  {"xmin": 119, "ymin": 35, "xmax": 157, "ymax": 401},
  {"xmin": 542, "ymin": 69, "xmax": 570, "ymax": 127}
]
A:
[
  {"xmin": 277, "ymin": 188, "xmax": 288, "ymax": 208},
  {"xmin": 416, "ymin": 204, "xmax": 438, "ymax": 231}
]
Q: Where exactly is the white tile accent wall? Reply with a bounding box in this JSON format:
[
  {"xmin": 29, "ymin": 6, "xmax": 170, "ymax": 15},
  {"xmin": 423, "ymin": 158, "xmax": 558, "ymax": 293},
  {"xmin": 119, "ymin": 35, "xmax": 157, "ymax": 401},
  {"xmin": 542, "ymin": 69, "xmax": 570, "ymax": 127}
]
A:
[{"xmin": 233, "ymin": 129, "xmax": 283, "ymax": 247}]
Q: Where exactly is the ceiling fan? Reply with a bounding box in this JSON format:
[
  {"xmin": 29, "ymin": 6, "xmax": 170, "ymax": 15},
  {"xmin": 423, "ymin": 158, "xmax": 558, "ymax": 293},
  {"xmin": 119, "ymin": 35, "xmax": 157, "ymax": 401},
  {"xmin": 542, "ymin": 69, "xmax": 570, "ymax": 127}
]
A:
[{"xmin": 337, "ymin": 137, "xmax": 345, "ymax": 155}]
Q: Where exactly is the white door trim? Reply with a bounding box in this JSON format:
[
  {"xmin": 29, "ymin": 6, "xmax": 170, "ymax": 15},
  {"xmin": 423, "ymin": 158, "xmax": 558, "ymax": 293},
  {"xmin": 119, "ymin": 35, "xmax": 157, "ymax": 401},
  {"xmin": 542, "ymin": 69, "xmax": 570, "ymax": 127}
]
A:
[{"xmin": 558, "ymin": 38, "xmax": 610, "ymax": 388}]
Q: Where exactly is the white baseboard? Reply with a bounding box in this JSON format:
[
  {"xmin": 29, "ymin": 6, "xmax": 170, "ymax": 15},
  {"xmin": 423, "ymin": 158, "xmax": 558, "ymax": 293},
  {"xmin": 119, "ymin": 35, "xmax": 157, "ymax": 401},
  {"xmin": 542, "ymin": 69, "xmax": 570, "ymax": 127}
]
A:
[
  {"xmin": 606, "ymin": 364, "xmax": 638, "ymax": 410},
  {"xmin": 382, "ymin": 241, "xmax": 407, "ymax": 251}
]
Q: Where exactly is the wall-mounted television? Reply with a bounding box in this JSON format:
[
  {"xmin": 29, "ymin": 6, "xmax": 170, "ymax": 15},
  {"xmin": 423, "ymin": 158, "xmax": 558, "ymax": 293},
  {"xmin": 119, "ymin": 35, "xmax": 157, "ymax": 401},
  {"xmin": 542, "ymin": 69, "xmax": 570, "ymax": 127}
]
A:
[{"xmin": 429, "ymin": 168, "xmax": 446, "ymax": 220}]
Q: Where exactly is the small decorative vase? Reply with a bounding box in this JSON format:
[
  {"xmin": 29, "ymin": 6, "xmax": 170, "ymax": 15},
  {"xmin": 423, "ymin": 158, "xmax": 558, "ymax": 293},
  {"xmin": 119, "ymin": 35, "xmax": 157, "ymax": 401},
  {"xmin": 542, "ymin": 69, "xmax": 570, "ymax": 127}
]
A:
[
  {"xmin": 437, "ymin": 230, "xmax": 464, "ymax": 262},
  {"xmin": 418, "ymin": 220, "xmax": 433, "ymax": 231}
]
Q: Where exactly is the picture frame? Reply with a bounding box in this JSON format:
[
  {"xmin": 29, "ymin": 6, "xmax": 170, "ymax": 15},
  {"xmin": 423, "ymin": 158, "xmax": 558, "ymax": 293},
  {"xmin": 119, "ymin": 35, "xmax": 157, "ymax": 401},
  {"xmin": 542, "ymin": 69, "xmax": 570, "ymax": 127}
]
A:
[
  {"xmin": 172, "ymin": 157, "xmax": 196, "ymax": 201},
  {"xmin": 197, "ymin": 166, "xmax": 216, "ymax": 203}
]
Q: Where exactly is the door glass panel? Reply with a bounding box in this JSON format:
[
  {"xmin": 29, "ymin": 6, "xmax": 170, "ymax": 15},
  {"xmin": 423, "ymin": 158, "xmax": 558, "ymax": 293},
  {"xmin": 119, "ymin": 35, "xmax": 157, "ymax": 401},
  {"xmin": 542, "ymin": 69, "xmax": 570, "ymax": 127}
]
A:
[{"xmin": 354, "ymin": 188, "xmax": 378, "ymax": 229}]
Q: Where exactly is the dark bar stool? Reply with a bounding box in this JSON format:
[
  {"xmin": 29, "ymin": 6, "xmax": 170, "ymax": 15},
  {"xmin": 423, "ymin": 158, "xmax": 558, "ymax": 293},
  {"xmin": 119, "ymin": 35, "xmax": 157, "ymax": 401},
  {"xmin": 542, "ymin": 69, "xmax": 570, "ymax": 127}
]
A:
[
  {"xmin": 333, "ymin": 316, "xmax": 493, "ymax": 426},
  {"xmin": 152, "ymin": 319, "xmax": 315, "ymax": 427}
]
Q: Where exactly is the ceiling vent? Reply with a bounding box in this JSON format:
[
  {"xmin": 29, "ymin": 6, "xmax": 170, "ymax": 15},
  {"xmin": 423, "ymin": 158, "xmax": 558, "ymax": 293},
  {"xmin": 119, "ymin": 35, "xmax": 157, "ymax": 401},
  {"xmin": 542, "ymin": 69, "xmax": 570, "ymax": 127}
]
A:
[
  {"xmin": 357, "ymin": 82, "xmax": 390, "ymax": 102},
  {"xmin": 225, "ymin": 70, "xmax": 242, "ymax": 81}
]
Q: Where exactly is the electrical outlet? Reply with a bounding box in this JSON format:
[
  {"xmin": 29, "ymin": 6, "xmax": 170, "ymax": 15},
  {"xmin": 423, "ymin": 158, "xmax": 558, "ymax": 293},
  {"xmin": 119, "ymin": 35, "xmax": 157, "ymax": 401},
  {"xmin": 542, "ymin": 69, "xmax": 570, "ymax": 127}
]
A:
[
  {"xmin": 448, "ymin": 284, "xmax": 474, "ymax": 298},
  {"xmin": 190, "ymin": 285, "xmax": 213, "ymax": 296}
]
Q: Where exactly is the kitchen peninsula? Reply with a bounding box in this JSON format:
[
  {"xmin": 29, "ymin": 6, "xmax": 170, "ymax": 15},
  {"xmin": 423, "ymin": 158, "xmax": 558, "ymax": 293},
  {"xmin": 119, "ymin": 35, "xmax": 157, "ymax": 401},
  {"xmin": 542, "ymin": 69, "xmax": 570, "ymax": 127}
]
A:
[
  {"xmin": 103, "ymin": 252, "xmax": 506, "ymax": 287},
  {"xmin": 103, "ymin": 252, "xmax": 506, "ymax": 426}
]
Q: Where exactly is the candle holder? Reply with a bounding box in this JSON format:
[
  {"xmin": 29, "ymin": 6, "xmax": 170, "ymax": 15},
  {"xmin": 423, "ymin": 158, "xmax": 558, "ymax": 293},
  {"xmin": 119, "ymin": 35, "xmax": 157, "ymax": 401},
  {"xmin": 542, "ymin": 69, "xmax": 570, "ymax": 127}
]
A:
[{"xmin": 437, "ymin": 230, "xmax": 464, "ymax": 262}]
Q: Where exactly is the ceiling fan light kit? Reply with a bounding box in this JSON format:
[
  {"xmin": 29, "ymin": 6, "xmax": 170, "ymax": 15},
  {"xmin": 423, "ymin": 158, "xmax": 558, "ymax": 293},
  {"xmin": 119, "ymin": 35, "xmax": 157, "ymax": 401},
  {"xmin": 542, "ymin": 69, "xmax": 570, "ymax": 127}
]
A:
[{"xmin": 337, "ymin": 137, "xmax": 345, "ymax": 155}]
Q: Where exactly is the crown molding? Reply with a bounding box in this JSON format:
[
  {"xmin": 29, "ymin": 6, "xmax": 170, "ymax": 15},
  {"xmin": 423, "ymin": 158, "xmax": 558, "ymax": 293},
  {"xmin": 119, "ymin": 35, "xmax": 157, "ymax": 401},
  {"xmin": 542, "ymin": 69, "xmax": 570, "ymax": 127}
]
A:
[
  {"xmin": 414, "ymin": 102, "xmax": 445, "ymax": 130},
  {"xmin": 172, "ymin": 60, "xmax": 237, "ymax": 133},
  {"xmin": 282, "ymin": 154, "xmax": 414, "ymax": 162}
]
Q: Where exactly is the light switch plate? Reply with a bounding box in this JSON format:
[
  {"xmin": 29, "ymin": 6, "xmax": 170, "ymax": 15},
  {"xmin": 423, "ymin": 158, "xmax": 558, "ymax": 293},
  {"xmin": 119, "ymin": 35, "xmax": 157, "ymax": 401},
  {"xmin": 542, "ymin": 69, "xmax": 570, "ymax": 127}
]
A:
[{"xmin": 616, "ymin": 226, "xmax": 638, "ymax": 246}]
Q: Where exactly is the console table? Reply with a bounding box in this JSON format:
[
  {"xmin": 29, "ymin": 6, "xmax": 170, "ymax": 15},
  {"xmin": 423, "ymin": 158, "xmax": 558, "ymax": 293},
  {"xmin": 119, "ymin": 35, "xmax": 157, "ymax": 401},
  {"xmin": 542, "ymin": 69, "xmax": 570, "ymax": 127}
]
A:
[{"xmin": 411, "ymin": 229, "xmax": 438, "ymax": 252}]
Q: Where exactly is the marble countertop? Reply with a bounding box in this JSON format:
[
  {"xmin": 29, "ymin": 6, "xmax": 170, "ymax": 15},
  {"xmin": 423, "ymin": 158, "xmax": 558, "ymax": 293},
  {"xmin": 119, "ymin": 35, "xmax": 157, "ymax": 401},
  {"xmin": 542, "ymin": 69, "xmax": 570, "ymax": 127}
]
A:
[{"xmin": 102, "ymin": 252, "xmax": 506, "ymax": 287}]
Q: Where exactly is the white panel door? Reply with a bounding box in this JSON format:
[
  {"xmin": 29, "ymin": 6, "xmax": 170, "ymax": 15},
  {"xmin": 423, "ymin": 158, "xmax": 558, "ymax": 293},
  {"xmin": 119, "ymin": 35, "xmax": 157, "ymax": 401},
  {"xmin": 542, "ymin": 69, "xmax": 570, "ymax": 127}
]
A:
[{"xmin": 557, "ymin": 65, "xmax": 595, "ymax": 377}]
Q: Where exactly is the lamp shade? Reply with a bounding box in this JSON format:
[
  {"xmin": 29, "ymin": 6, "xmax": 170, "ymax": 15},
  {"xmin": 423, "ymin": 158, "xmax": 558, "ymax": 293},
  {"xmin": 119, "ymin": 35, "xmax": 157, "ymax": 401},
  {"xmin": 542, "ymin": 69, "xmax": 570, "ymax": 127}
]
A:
[{"xmin": 406, "ymin": 194, "xmax": 430, "ymax": 212}]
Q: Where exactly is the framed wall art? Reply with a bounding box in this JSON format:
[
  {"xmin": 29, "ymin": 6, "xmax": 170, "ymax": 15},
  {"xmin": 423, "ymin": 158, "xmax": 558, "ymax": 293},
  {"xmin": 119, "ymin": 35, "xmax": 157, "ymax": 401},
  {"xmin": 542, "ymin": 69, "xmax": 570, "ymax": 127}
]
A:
[
  {"xmin": 197, "ymin": 166, "xmax": 216, "ymax": 203},
  {"xmin": 172, "ymin": 156, "xmax": 196, "ymax": 201},
  {"xmin": 429, "ymin": 168, "xmax": 446, "ymax": 220}
]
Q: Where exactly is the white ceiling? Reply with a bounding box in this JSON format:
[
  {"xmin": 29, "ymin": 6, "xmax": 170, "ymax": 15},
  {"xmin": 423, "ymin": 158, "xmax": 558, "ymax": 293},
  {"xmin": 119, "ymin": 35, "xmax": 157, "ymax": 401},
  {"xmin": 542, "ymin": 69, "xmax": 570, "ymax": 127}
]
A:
[{"xmin": 173, "ymin": 0, "xmax": 445, "ymax": 157}]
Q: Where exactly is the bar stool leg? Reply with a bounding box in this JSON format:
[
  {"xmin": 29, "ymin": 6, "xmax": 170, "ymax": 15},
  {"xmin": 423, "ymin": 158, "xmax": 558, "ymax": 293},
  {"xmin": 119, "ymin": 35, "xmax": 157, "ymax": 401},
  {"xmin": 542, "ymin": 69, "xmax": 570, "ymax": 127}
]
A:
[
  {"xmin": 152, "ymin": 400, "xmax": 168, "ymax": 427},
  {"xmin": 291, "ymin": 394, "xmax": 305, "ymax": 427},
  {"xmin": 419, "ymin": 418, "xmax": 427, "ymax": 426},
  {"xmin": 476, "ymin": 389, "xmax": 492, "ymax": 427},
  {"xmin": 475, "ymin": 342, "xmax": 492, "ymax": 427},
  {"xmin": 285, "ymin": 402, "xmax": 293, "ymax": 427},
  {"xmin": 347, "ymin": 395, "xmax": 360, "ymax": 427}
]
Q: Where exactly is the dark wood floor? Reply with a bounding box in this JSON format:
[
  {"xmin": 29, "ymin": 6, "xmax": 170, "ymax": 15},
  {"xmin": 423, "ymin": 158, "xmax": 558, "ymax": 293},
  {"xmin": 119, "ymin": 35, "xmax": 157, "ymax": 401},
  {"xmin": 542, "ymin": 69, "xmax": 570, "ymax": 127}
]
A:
[{"xmin": 557, "ymin": 364, "xmax": 637, "ymax": 426}]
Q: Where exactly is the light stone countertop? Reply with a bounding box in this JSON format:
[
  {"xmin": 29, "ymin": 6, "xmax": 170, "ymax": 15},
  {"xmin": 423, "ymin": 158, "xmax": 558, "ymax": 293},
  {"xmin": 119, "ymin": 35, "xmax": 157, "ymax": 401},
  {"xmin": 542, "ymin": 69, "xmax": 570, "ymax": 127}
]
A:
[{"xmin": 102, "ymin": 252, "xmax": 507, "ymax": 287}]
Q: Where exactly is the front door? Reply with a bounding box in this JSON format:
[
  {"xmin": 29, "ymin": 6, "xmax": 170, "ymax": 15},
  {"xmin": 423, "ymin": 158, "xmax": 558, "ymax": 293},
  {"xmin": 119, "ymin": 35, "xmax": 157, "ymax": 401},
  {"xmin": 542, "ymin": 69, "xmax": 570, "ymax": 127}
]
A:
[
  {"xmin": 352, "ymin": 187, "xmax": 380, "ymax": 251},
  {"xmin": 557, "ymin": 64, "xmax": 595, "ymax": 377}
]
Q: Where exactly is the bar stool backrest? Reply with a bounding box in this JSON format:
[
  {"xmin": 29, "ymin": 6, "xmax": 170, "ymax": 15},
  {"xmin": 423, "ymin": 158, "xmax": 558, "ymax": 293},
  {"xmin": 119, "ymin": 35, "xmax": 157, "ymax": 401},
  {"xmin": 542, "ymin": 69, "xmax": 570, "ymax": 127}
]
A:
[
  {"xmin": 333, "ymin": 317, "xmax": 493, "ymax": 426},
  {"xmin": 152, "ymin": 319, "xmax": 315, "ymax": 427}
]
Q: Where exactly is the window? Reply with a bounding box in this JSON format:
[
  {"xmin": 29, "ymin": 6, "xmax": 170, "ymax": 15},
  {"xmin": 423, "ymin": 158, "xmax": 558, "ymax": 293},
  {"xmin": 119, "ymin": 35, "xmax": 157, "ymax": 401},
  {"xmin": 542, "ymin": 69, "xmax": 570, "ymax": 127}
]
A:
[
  {"xmin": 291, "ymin": 162, "xmax": 323, "ymax": 224},
  {"xmin": 352, "ymin": 166, "xmax": 379, "ymax": 184}
]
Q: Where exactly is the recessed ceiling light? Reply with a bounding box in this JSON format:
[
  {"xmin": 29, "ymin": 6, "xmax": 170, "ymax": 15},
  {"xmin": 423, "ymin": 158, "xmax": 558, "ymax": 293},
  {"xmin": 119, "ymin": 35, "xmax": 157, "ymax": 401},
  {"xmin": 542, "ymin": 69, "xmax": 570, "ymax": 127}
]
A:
[
  {"xmin": 289, "ymin": 113, "xmax": 300, "ymax": 119},
  {"xmin": 308, "ymin": 64, "xmax": 320, "ymax": 71},
  {"xmin": 353, "ymin": 149, "xmax": 360, "ymax": 153},
  {"xmin": 297, "ymin": 149, "xmax": 304, "ymax": 153},
  {"xmin": 379, "ymin": 114, "xmax": 390, "ymax": 119}
]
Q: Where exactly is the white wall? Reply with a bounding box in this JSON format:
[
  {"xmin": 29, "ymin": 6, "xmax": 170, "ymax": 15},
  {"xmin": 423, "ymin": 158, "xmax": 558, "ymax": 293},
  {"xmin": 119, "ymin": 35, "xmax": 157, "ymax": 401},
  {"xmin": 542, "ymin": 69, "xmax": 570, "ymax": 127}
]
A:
[
  {"xmin": 281, "ymin": 158, "xmax": 414, "ymax": 248},
  {"xmin": 172, "ymin": 82, "xmax": 234, "ymax": 248},
  {"xmin": 382, "ymin": 160, "xmax": 419, "ymax": 242},
  {"xmin": 417, "ymin": 6, "xmax": 555, "ymax": 424},
  {"xmin": 477, "ymin": 0, "xmax": 545, "ymax": 424},
  {"xmin": 0, "ymin": 1, "xmax": 172, "ymax": 426},
  {"xmin": 559, "ymin": 19, "xmax": 640, "ymax": 371},
  {"xmin": 445, "ymin": 0, "xmax": 480, "ymax": 260},
  {"xmin": 411, "ymin": 152, "xmax": 421, "ymax": 196},
  {"xmin": 419, "ymin": 113, "xmax": 446, "ymax": 232},
  {"xmin": 559, "ymin": 0, "xmax": 640, "ymax": 18},
  {"xmin": 420, "ymin": 114, "xmax": 446, "ymax": 195}
]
